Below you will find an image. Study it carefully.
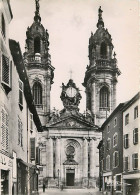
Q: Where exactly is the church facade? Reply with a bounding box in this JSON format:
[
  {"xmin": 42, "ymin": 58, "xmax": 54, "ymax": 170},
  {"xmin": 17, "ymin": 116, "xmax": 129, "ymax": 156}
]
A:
[{"xmin": 23, "ymin": 1, "xmax": 120, "ymax": 189}]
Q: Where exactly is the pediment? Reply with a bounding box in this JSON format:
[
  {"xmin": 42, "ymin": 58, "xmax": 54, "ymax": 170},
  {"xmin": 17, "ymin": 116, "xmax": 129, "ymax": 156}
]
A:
[{"xmin": 48, "ymin": 115, "xmax": 95, "ymax": 128}]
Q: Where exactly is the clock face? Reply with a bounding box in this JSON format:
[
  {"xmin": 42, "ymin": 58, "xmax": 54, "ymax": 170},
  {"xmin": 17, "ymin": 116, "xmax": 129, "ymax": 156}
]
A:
[{"xmin": 66, "ymin": 87, "xmax": 77, "ymax": 98}]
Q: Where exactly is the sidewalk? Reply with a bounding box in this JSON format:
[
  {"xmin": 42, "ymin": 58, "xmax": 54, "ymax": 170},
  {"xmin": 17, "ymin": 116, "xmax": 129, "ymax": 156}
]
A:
[{"xmin": 39, "ymin": 187, "xmax": 103, "ymax": 195}]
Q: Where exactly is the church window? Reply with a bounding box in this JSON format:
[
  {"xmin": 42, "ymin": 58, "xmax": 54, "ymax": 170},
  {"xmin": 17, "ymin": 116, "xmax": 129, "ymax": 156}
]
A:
[
  {"xmin": 34, "ymin": 36, "xmax": 40, "ymax": 54},
  {"xmin": 100, "ymin": 42, "xmax": 107, "ymax": 58},
  {"xmin": 99, "ymin": 86, "xmax": 109, "ymax": 108},
  {"xmin": 2, "ymin": 14, "xmax": 6, "ymax": 38},
  {"xmin": 33, "ymin": 82, "xmax": 42, "ymax": 105}
]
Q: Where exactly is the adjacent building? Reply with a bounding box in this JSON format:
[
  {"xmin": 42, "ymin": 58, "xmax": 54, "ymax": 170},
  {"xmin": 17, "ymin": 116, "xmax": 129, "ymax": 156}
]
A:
[
  {"xmin": 98, "ymin": 92, "xmax": 140, "ymax": 195},
  {"xmin": 100, "ymin": 103, "xmax": 124, "ymax": 194},
  {"xmin": 0, "ymin": 1, "xmax": 42, "ymax": 194},
  {"xmin": 122, "ymin": 92, "xmax": 140, "ymax": 195},
  {"xmin": 0, "ymin": 0, "xmax": 13, "ymax": 194}
]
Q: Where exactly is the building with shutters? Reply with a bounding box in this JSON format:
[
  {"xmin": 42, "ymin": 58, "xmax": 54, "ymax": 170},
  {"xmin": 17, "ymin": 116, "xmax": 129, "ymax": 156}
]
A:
[
  {"xmin": 9, "ymin": 39, "xmax": 42, "ymax": 195},
  {"xmin": 98, "ymin": 92, "xmax": 140, "ymax": 195},
  {"xmin": 122, "ymin": 92, "xmax": 140, "ymax": 195},
  {"xmin": 0, "ymin": 1, "xmax": 13, "ymax": 194},
  {"xmin": 0, "ymin": 1, "xmax": 42, "ymax": 194},
  {"xmin": 99, "ymin": 103, "xmax": 124, "ymax": 195}
]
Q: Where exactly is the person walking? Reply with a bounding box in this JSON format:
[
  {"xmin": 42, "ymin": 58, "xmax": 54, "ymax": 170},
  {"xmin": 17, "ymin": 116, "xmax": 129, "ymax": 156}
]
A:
[{"xmin": 43, "ymin": 183, "xmax": 45, "ymax": 192}]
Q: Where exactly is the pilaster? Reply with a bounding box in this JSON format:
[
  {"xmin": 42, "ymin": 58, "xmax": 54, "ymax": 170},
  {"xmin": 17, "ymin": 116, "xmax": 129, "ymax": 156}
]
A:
[
  {"xmin": 48, "ymin": 137, "xmax": 53, "ymax": 177},
  {"xmin": 89, "ymin": 138, "xmax": 95, "ymax": 177},
  {"xmin": 55, "ymin": 137, "xmax": 61, "ymax": 176},
  {"xmin": 83, "ymin": 138, "xmax": 88, "ymax": 178}
]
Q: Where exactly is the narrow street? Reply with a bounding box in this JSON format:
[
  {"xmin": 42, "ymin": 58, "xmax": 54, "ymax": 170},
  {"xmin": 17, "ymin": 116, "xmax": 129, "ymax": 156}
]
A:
[{"xmin": 39, "ymin": 188, "xmax": 103, "ymax": 195}]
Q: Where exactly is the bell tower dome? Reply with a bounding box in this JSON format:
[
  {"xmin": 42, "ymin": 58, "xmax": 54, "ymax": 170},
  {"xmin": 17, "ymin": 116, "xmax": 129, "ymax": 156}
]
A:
[
  {"xmin": 83, "ymin": 7, "xmax": 121, "ymax": 126},
  {"xmin": 24, "ymin": 0, "xmax": 54, "ymax": 126}
]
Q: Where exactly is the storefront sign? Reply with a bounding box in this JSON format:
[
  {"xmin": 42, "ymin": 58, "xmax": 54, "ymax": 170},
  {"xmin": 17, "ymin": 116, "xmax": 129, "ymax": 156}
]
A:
[{"xmin": 0, "ymin": 153, "xmax": 13, "ymax": 167}]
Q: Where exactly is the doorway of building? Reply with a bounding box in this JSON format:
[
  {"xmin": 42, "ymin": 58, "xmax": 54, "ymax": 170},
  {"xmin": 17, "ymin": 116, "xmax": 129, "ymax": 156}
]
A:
[{"xmin": 66, "ymin": 169, "xmax": 75, "ymax": 186}]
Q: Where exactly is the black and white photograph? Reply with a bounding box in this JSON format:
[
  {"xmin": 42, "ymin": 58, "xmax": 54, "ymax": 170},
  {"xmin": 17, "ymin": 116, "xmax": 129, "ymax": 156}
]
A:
[{"xmin": 0, "ymin": 0, "xmax": 139, "ymax": 194}]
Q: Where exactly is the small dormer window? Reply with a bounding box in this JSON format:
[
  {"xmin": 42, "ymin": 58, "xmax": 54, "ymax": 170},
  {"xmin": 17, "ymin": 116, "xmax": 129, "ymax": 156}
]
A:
[{"xmin": 34, "ymin": 36, "xmax": 40, "ymax": 53}]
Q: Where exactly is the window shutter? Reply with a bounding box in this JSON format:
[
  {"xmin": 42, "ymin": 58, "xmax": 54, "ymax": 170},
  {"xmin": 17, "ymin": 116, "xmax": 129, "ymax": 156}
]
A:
[
  {"xmin": 133, "ymin": 128, "xmax": 138, "ymax": 145},
  {"xmin": 1, "ymin": 109, "xmax": 6, "ymax": 149},
  {"xmin": 2, "ymin": 55, "xmax": 10, "ymax": 85},
  {"xmin": 30, "ymin": 138, "xmax": 35, "ymax": 160},
  {"xmin": 36, "ymin": 147, "xmax": 40, "ymax": 165},
  {"xmin": 19, "ymin": 79, "xmax": 23, "ymax": 107},
  {"xmin": 1, "ymin": 109, "xmax": 8, "ymax": 151},
  {"xmin": 5, "ymin": 113, "xmax": 9, "ymax": 150},
  {"xmin": 135, "ymin": 128, "xmax": 138, "ymax": 144},
  {"xmin": 123, "ymin": 157, "xmax": 126, "ymax": 171}
]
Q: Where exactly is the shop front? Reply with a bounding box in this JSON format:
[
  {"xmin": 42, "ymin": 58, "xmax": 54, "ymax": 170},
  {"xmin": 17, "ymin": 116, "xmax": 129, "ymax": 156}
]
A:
[
  {"xmin": 17, "ymin": 159, "xmax": 39, "ymax": 195},
  {"xmin": 123, "ymin": 173, "xmax": 140, "ymax": 195},
  {"xmin": 103, "ymin": 172, "xmax": 113, "ymax": 195},
  {"xmin": 0, "ymin": 153, "xmax": 13, "ymax": 195}
]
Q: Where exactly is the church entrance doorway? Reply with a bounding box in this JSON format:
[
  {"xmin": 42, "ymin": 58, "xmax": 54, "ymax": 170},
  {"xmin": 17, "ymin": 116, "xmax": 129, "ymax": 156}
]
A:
[{"xmin": 66, "ymin": 169, "xmax": 75, "ymax": 186}]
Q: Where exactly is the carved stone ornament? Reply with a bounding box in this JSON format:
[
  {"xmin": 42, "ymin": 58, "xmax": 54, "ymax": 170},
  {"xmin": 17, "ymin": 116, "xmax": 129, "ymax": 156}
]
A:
[{"xmin": 60, "ymin": 79, "xmax": 82, "ymax": 109}]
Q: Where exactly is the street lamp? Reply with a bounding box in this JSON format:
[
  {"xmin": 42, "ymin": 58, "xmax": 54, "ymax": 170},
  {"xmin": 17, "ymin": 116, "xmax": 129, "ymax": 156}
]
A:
[{"xmin": 58, "ymin": 169, "xmax": 60, "ymax": 188}]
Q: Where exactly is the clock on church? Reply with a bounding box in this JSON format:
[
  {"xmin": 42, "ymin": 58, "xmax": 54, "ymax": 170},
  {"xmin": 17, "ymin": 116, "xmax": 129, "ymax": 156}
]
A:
[
  {"xmin": 60, "ymin": 79, "xmax": 82, "ymax": 109},
  {"xmin": 66, "ymin": 87, "xmax": 77, "ymax": 98}
]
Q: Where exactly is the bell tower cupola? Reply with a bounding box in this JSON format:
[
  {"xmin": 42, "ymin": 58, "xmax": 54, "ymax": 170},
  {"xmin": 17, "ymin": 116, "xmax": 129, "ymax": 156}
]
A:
[
  {"xmin": 83, "ymin": 7, "xmax": 121, "ymax": 126},
  {"xmin": 24, "ymin": 0, "xmax": 55, "ymax": 126}
]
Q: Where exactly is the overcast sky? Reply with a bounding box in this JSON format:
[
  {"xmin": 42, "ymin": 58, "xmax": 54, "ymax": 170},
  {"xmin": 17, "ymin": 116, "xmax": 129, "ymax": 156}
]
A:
[{"xmin": 9, "ymin": 0, "xmax": 139, "ymax": 113}]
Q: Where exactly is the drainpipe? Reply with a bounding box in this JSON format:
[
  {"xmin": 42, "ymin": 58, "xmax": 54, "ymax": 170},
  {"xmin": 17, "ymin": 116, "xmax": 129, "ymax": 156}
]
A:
[{"xmin": 26, "ymin": 105, "xmax": 30, "ymax": 195}]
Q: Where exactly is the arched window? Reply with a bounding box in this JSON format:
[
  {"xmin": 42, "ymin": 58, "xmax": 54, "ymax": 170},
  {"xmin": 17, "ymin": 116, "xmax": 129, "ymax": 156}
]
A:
[
  {"xmin": 33, "ymin": 82, "xmax": 42, "ymax": 105},
  {"xmin": 100, "ymin": 86, "xmax": 109, "ymax": 108},
  {"xmin": 2, "ymin": 14, "xmax": 6, "ymax": 37},
  {"xmin": 100, "ymin": 42, "xmax": 107, "ymax": 58},
  {"xmin": 34, "ymin": 37, "xmax": 40, "ymax": 53}
]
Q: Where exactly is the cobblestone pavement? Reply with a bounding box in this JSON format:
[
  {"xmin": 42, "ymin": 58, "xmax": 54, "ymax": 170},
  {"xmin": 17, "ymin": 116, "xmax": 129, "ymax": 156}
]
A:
[{"xmin": 39, "ymin": 188, "xmax": 103, "ymax": 195}]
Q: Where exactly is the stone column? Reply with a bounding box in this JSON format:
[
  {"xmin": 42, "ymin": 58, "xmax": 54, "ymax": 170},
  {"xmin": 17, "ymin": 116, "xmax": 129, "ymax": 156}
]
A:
[
  {"xmin": 83, "ymin": 138, "xmax": 88, "ymax": 178},
  {"xmin": 48, "ymin": 137, "xmax": 53, "ymax": 177},
  {"xmin": 55, "ymin": 137, "xmax": 61, "ymax": 177},
  {"xmin": 112, "ymin": 81, "xmax": 116, "ymax": 111},
  {"xmin": 46, "ymin": 77, "xmax": 51, "ymax": 114},
  {"xmin": 89, "ymin": 139, "xmax": 95, "ymax": 177},
  {"xmin": 91, "ymin": 82, "xmax": 96, "ymax": 115}
]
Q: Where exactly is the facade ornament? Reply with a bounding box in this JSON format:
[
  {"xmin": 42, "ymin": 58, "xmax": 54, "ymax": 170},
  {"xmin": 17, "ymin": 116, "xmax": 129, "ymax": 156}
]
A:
[
  {"xmin": 97, "ymin": 6, "xmax": 104, "ymax": 28},
  {"xmin": 35, "ymin": 0, "xmax": 40, "ymax": 16},
  {"xmin": 60, "ymin": 79, "xmax": 82, "ymax": 110}
]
